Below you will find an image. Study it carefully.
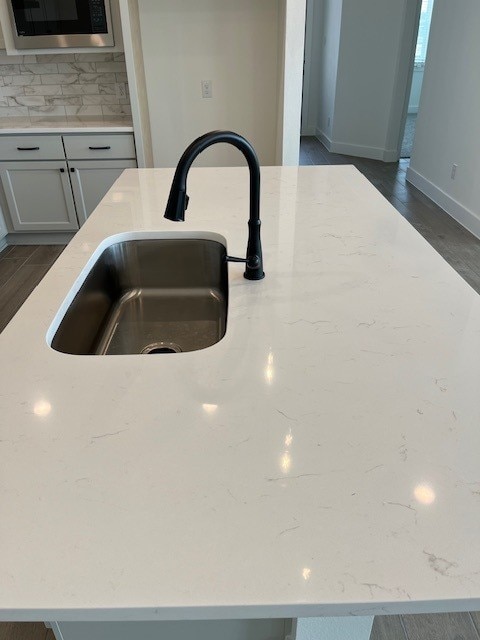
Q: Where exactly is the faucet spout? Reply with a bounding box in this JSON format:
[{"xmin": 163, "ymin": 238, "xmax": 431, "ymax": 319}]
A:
[{"xmin": 164, "ymin": 130, "xmax": 265, "ymax": 280}]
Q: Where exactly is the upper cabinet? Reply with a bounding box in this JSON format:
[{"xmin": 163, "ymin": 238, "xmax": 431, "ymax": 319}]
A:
[{"xmin": 0, "ymin": 0, "xmax": 124, "ymax": 55}]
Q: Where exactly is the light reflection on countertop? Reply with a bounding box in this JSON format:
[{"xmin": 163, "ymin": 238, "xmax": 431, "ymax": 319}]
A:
[
  {"xmin": 414, "ymin": 483, "xmax": 436, "ymax": 505},
  {"xmin": 202, "ymin": 403, "xmax": 218, "ymax": 414},
  {"xmin": 33, "ymin": 399, "xmax": 52, "ymax": 418},
  {"xmin": 264, "ymin": 350, "xmax": 275, "ymax": 385}
]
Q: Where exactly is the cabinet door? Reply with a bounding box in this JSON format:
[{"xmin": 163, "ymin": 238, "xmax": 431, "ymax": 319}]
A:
[
  {"xmin": 68, "ymin": 159, "xmax": 137, "ymax": 225},
  {"xmin": 0, "ymin": 161, "xmax": 79, "ymax": 232}
]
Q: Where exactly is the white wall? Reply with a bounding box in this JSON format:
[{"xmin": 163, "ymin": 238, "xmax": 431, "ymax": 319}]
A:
[
  {"xmin": 332, "ymin": 0, "xmax": 416, "ymax": 160},
  {"xmin": 301, "ymin": 0, "xmax": 324, "ymax": 135},
  {"xmin": 277, "ymin": 0, "xmax": 307, "ymax": 164},
  {"xmin": 316, "ymin": 0, "xmax": 342, "ymax": 142},
  {"xmin": 407, "ymin": 0, "xmax": 480, "ymax": 238},
  {"xmin": 138, "ymin": 0, "xmax": 281, "ymax": 167},
  {"xmin": 304, "ymin": 0, "xmax": 420, "ymax": 161},
  {"xmin": 120, "ymin": 0, "xmax": 153, "ymax": 167},
  {"xmin": 0, "ymin": 14, "xmax": 5, "ymax": 50}
]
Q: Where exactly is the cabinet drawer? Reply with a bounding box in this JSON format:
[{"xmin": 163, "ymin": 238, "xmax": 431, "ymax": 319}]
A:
[
  {"xmin": 63, "ymin": 134, "xmax": 136, "ymax": 160},
  {"xmin": 0, "ymin": 135, "xmax": 65, "ymax": 161}
]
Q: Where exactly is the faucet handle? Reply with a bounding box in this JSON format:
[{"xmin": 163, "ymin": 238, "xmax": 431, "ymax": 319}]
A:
[{"xmin": 226, "ymin": 256, "xmax": 247, "ymax": 263}]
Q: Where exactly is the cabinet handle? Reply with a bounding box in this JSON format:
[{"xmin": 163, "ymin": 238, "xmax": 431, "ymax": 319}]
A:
[
  {"xmin": 17, "ymin": 146, "xmax": 40, "ymax": 151},
  {"xmin": 89, "ymin": 145, "xmax": 111, "ymax": 150},
  {"xmin": 70, "ymin": 168, "xmax": 76, "ymax": 173},
  {"xmin": 60, "ymin": 168, "xmax": 65, "ymax": 173}
]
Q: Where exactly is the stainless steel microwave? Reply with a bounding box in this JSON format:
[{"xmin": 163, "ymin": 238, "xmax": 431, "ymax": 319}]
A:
[{"xmin": 7, "ymin": 0, "xmax": 114, "ymax": 49}]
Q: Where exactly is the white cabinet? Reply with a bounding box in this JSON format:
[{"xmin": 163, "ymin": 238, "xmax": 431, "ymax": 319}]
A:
[
  {"xmin": 69, "ymin": 159, "xmax": 137, "ymax": 224},
  {"xmin": 63, "ymin": 134, "xmax": 136, "ymax": 161},
  {"xmin": 64, "ymin": 132, "xmax": 136, "ymax": 225},
  {"xmin": 0, "ymin": 135, "xmax": 64, "ymax": 161},
  {"xmin": 0, "ymin": 132, "xmax": 137, "ymax": 234},
  {"xmin": 52, "ymin": 619, "xmax": 291, "ymax": 640},
  {"xmin": 0, "ymin": 161, "xmax": 79, "ymax": 232}
]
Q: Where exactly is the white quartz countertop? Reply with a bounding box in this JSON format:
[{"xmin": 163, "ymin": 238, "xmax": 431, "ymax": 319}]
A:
[
  {"xmin": 0, "ymin": 115, "xmax": 133, "ymax": 134},
  {"xmin": 1, "ymin": 166, "xmax": 480, "ymax": 621}
]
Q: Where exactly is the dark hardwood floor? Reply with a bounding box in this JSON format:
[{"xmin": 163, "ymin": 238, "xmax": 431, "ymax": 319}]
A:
[
  {"xmin": 0, "ymin": 244, "xmax": 65, "ymax": 334},
  {"xmin": 1, "ymin": 143, "xmax": 480, "ymax": 640},
  {"xmin": 0, "ymin": 623, "xmax": 55, "ymax": 640}
]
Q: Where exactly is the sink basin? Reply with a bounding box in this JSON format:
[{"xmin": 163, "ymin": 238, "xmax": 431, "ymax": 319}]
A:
[{"xmin": 50, "ymin": 237, "xmax": 228, "ymax": 355}]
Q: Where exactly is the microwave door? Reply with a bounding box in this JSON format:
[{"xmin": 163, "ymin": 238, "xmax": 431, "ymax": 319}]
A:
[
  {"xmin": 15, "ymin": 0, "xmax": 85, "ymax": 36},
  {"xmin": 9, "ymin": 0, "xmax": 114, "ymax": 48},
  {"xmin": 24, "ymin": 0, "xmax": 79, "ymax": 24}
]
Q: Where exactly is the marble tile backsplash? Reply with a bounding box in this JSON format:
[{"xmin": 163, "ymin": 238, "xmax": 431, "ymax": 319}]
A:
[{"xmin": 0, "ymin": 52, "xmax": 131, "ymax": 118}]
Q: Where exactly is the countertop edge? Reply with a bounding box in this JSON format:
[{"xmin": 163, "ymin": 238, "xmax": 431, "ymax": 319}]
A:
[{"xmin": 2, "ymin": 598, "xmax": 480, "ymax": 622}]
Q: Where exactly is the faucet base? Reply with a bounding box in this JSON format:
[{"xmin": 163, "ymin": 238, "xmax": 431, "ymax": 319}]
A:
[{"xmin": 244, "ymin": 270, "xmax": 265, "ymax": 281}]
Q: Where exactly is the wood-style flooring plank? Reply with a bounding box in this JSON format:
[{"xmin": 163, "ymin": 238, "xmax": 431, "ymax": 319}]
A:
[
  {"xmin": 24, "ymin": 245, "xmax": 64, "ymax": 266},
  {"xmin": 0, "ymin": 246, "xmax": 38, "ymax": 260},
  {"xmin": 0, "ymin": 244, "xmax": 67, "ymax": 332},
  {"xmin": 0, "ymin": 264, "xmax": 50, "ymax": 333},
  {"xmin": 470, "ymin": 613, "xmax": 480, "ymax": 637},
  {"xmin": 0, "ymin": 258, "xmax": 26, "ymax": 288},
  {"xmin": 370, "ymin": 615, "xmax": 407, "ymax": 640},
  {"xmin": 401, "ymin": 613, "xmax": 480, "ymax": 640},
  {"xmin": 0, "ymin": 622, "xmax": 55, "ymax": 640}
]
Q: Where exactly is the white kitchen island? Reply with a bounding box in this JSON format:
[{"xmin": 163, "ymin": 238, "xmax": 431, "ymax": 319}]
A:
[{"xmin": 1, "ymin": 166, "xmax": 480, "ymax": 640}]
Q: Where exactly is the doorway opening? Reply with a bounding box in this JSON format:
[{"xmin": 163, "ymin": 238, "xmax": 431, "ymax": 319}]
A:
[{"xmin": 400, "ymin": 0, "xmax": 435, "ymax": 158}]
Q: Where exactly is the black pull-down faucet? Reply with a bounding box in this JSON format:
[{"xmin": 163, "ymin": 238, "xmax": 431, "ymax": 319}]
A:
[{"xmin": 164, "ymin": 130, "xmax": 265, "ymax": 280}]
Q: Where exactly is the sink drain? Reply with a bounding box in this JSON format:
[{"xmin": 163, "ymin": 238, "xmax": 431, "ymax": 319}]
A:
[{"xmin": 141, "ymin": 342, "xmax": 182, "ymax": 354}]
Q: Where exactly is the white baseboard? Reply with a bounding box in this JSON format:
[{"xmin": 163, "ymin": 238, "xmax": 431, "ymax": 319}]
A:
[
  {"xmin": 407, "ymin": 106, "xmax": 419, "ymax": 114},
  {"xmin": 314, "ymin": 130, "xmax": 398, "ymax": 162},
  {"xmin": 406, "ymin": 166, "xmax": 480, "ymax": 240},
  {"xmin": 0, "ymin": 235, "xmax": 7, "ymax": 252},
  {"xmin": 315, "ymin": 127, "xmax": 333, "ymax": 151},
  {"xmin": 330, "ymin": 140, "xmax": 385, "ymax": 160},
  {"xmin": 383, "ymin": 148, "xmax": 400, "ymax": 162}
]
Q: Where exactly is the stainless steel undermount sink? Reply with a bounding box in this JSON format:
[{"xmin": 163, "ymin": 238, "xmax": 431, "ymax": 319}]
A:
[{"xmin": 50, "ymin": 236, "xmax": 228, "ymax": 355}]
